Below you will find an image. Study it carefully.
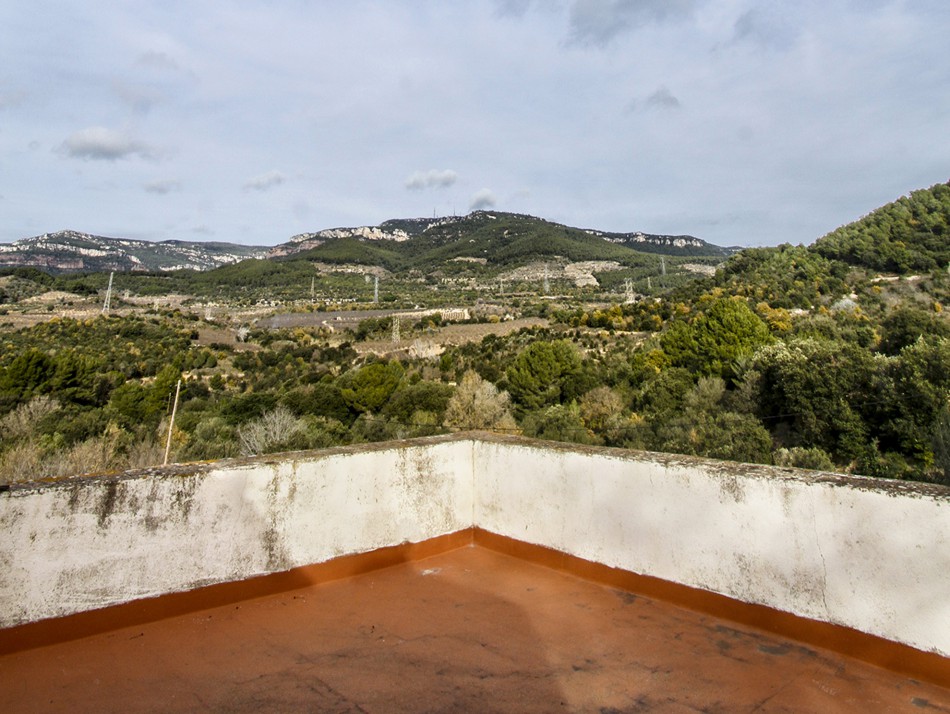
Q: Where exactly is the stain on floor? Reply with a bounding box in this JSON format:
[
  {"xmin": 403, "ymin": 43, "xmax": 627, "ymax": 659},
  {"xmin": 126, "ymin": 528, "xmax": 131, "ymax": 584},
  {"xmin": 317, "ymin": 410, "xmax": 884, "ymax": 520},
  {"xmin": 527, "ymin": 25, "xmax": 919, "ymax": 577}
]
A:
[{"xmin": 2, "ymin": 546, "xmax": 947, "ymax": 713}]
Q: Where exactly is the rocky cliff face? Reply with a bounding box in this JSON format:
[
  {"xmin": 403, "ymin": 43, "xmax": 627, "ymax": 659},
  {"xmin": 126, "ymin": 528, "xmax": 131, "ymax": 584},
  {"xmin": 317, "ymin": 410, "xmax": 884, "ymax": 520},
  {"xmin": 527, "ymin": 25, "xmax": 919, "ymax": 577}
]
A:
[
  {"xmin": 0, "ymin": 231, "xmax": 268, "ymax": 273},
  {"xmin": 588, "ymin": 229, "xmax": 729, "ymax": 255},
  {"xmin": 267, "ymin": 225, "xmax": 414, "ymax": 258}
]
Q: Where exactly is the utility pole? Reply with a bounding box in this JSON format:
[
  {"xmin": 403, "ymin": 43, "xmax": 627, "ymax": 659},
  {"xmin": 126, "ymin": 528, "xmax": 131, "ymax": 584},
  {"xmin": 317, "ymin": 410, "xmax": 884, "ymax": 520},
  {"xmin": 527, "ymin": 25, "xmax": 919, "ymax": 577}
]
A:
[
  {"xmin": 102, "ymin": 271, "xmax": 114, "ymax": 314},
  {"xmin": 374, "ymin": 275, "xmax": 379, "ymax": 304},
  {"xmin": 391, "ymin": 315, "xmax": 400, "ymax": 344},
  {"xmin": 660, "ymin": 256, "xmax": 666, "ymax": 276},
  {"xmin": 310, "ymin": 276, "xmax": 315, "ymax": 302},
  {"xmin": 543, "ymin": 264, "xmax": 550, "ymax": 295},
  {"xmin": 624, "ymin": 278, "xmax": 634, "ymax": 303},
  {"xmin": 163, "ymin": 379, "xmax": 182, "ymax": 466},
  {"xmin": 647, "ymin": 276, "xmax": 652, "ymax": 291}
]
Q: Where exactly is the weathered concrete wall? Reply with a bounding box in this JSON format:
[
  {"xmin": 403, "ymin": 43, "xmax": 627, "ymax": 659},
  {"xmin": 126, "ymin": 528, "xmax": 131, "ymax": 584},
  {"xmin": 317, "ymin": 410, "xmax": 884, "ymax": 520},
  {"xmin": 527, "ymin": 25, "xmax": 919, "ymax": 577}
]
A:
[
  {"xmin": 3, "ymin": 434, "xmax": 948, "ymax": 659},
  {"xmin": 473, "ymin": 437, "xmax": 950, "ymax": 657},
  {"xmin": 0, "ymin": 438, "xmax": 473, "ymax": 627}
]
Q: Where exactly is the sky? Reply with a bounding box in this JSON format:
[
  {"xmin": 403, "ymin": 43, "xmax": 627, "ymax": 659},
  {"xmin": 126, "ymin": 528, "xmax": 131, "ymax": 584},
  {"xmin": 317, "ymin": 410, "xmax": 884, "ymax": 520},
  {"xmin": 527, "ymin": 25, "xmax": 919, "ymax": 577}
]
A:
[{"xmin": 1, "ymin": 1, "xmax": 949, "ymax": 248}]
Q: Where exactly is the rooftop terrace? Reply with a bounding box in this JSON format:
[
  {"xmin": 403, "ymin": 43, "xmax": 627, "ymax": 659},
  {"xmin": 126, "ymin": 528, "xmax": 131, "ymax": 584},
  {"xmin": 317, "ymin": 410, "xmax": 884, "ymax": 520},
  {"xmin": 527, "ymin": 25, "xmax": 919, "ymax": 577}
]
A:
[
  {"xmin": 1, "ymin": 434, "xmax": 948, "ymax": 711},
  {"xmin": 5, "ymin": 542, "xmax": 949, "ymax": 713}
]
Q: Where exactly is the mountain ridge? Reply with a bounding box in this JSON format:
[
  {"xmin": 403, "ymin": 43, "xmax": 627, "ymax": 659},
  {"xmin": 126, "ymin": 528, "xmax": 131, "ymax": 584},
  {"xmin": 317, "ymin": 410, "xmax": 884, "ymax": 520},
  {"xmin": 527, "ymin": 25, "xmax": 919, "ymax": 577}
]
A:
[
  {"xmin": 0, "ymin": 230, "xmax": 269, "ymax": 273},
  {"xmin": 1, "ymin": 212, "xmax": 729, "ymax": 274},
  {"xmin": 268, "ymin": 211, "xmax": 730, "ymax": 265}
]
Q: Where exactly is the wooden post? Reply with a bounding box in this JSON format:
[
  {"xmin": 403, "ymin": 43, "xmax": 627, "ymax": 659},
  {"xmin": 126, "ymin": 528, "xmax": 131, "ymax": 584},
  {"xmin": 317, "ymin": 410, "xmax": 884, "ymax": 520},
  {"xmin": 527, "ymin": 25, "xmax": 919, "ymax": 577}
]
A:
[{"xmin": 163, "ymin": 379, "xmax": 182, "ymax": 466}]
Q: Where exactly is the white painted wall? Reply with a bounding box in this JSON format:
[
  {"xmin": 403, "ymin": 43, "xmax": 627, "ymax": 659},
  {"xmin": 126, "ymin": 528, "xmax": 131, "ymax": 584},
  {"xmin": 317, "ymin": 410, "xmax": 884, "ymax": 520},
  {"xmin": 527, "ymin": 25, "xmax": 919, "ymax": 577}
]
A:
[
  {"xmin": 0, "ymin": 439, "xmax": 473, "ymax": 627},
  {"xmin": 2, "ymin": 434, "xmax": 948, "ymax": 659},
  {"xmin": 473, "ymin": 438, "xmax": 950, "ymax": 657}
]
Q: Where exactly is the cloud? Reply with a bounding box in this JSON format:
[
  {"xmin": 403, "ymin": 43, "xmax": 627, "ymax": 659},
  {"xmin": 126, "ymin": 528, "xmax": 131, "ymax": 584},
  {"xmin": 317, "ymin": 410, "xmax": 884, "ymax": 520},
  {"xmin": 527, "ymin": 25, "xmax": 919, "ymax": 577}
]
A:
[
  {"xmin": 569, "ymin": 0, "xmax": 698, "ymax": 46},
  {"xmin": 732, "ymin": 8, "xmax": 799, "ymax": 50},
  {"xmin": 136, "ymin": 51, "xmax": 181, "ymax": 72},
  {"xmin": 113, "ymin": 81, "xmax": 163, "ymax": 115},
  {"xmin": 0, "ymin": 89, "xmax": 28, "ymax": 111},
  {"xmin": 405, "ymin": 169, "xmax": 458, "ymax": 190},
  {"xmin": 470, "ymin": 188, "xmax": 497, "ymax": 211},
  {"xmin": 144, "ymin": 179, "xmax": 182, "ymax": 195},
  {"xmin": 243, "ymin": 170, "xmax": 286, "ymax": 192},
  {"xmin": 645, "ymin": 86, "xmax": 681, "ymax": 110},
  {"xmin": 494, "ymin": 0, "xmax": 532, "ymax": 18},
  {"xmin": 627, "ymin": 86, "xmax": 682, "ymax": 113},
  {"xmin": 58, "ymin": 127, "xmax": 155, "ymax": 161}
]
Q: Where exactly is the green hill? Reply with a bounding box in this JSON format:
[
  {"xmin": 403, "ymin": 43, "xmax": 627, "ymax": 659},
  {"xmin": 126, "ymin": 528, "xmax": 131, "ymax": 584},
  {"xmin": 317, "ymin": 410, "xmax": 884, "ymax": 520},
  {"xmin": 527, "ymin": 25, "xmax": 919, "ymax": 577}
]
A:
[
  {"xmin": 282, "ymin": 211, "xmax": 726, "ymax": 273},
  {"xmin": 290, "ymin": 238, "xmax": 407, "ymax": 272},
  {"xmin": 813, "ymin": 181, "xmax": 950, "ymax": 273}
]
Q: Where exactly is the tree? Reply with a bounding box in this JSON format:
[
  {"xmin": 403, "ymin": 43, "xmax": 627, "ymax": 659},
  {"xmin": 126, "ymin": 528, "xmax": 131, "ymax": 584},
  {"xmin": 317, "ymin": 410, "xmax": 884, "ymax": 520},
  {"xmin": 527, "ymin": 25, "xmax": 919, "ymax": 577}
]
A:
[
  {"xmin": 237, "ymin": 406, "xmax": 304, "ymax": 456},
  {"xmin": 879, "ymin": 305, "xmax": 949, "ymax": 355},
  {"xmin": 0, "ymin": 348, "xmax": 54, "ymax": 404},
  {"xmin": 773, "ymin": 446, "xmax": 835, "ymax": 471},
  {"xmin": 635, "ymin": 367, "xmax": 694, "ymax": 418},
  {"xmin": 0, "ymin": 395, "xmax": 60, "ymax": 443},
  {"xmin": 579, "ymin": 386, "xmax": 625, "ymax": 435},
  {"xmin": 443, "ymin": 370, "xmax": 517, "ymax": 432},
  {"xmin": 754, "ymin": 339, "xmax": 875, "ymax": 461},
  {"xmin": 652, "ymin": 377, "xmax": 773, "ymax": 464},
  {"xmin": 522, "ymin": 403, "xmax": 595, "ymax": 445},
  {"xmin": 505, "ymin": 340, "xmax": 582, "ymax": 412},
  {"xmin": 281, "ymin": 383, "xmax": 352, "ymax": 424},
  {"xmin": 661, "ymin": 297, "xmax": 772, "ymax": 379},
  {"xmin": 339, "ymin": 361, "xmax": 404, "ymax": 413},
  {"xmin": 932, "ymin": 403, "xmax": 950, "ymax": 484},
  {"xmin": 872, "ymin": 336, "xmax": 950, "ymax": 461},
  {"xmin": 383, "ymin": 381, "xmax": 453, "ymax": 425}
]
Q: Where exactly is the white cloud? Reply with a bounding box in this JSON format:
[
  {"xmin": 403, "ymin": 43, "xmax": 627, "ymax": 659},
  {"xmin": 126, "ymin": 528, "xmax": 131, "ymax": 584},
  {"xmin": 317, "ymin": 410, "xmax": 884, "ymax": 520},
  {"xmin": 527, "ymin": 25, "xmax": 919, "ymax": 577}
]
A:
[
  {"xmin": 470, "ymin": 188, "xmax": 497, "ymax": 211},
  {"xmin": 58, "ymin": 127, "xmax": 155, "ymax": 161},
  {"xmin": 136, "ymin": 51, "xmax": 181, "ymax": 72},
  {"xmin": 243, "ymin": 171, "xmax": 286, "ymax": 192},
  {"xmin": 405, "ymin": 169, "xmax": 458, "ymax": 190}
]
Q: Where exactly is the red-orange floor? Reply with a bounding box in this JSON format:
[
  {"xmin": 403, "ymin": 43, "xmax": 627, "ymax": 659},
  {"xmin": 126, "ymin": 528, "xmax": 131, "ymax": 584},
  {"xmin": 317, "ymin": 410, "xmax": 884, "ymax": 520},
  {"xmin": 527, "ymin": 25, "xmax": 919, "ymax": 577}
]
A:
[{"xmin": 2, "ymin": 546, "xmax": 948, "ymax": 713}]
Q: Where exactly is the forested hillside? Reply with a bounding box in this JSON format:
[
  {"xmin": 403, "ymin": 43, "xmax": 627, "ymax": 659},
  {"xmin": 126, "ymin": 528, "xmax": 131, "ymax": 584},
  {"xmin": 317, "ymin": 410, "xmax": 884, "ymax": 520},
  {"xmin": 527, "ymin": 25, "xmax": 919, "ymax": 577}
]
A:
[
  {"xmin": 813, "ymin": 181, "xmax": 950, "ymax": 272},
  {"xmin": 1, "ymin": 184, "xmax": 948, "ymax": 486}
]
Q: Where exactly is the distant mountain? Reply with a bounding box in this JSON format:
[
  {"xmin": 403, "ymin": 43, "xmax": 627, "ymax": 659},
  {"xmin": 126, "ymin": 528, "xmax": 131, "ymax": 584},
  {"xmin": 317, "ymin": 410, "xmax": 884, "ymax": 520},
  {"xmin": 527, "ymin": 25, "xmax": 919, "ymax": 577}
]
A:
[
  {"xmin": 1, "ymin": 212, "xmax": 729, "ymax": 276},
  {"xmin": 268, "ymin": 211, "xmax": 729, "ymax": 268},
  {"xmin": 583, "ymin": 228, "xmax": 730, "ymax": 256},
  {"xmin": 0, "ymin": 230, "xmax": 269, "ymax": 273}
]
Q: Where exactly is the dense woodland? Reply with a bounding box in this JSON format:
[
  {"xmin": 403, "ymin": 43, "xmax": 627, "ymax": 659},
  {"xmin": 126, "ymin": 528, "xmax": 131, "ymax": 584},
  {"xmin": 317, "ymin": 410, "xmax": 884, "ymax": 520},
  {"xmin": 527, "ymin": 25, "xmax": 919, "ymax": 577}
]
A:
[{"xmin": 1, "ymin": 182, "xmax": 948, "ymax": 485}]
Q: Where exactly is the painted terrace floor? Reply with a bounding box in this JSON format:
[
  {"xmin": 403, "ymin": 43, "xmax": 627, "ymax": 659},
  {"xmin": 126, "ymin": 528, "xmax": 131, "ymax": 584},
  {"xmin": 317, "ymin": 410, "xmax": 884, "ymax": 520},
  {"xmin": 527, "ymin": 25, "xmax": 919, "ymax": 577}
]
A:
[{"xmin": 2, "ymin": 546, "xmax": 948, "ymax": 714}]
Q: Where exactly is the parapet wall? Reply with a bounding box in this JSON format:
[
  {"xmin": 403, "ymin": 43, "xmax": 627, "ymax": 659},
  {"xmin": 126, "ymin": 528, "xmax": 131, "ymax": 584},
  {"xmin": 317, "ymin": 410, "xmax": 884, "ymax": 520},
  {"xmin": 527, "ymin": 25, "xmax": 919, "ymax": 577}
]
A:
[
  {"xmin": 0, "ymin": 439, "xmax": 474, "ymax": 629},
  {"xmin": 473, "ymin": 437, "xmax": 950, "ymax": 658},
  {"xmin": 1, "ymin": 434, "xmax": 948, "ymax": 659}
]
